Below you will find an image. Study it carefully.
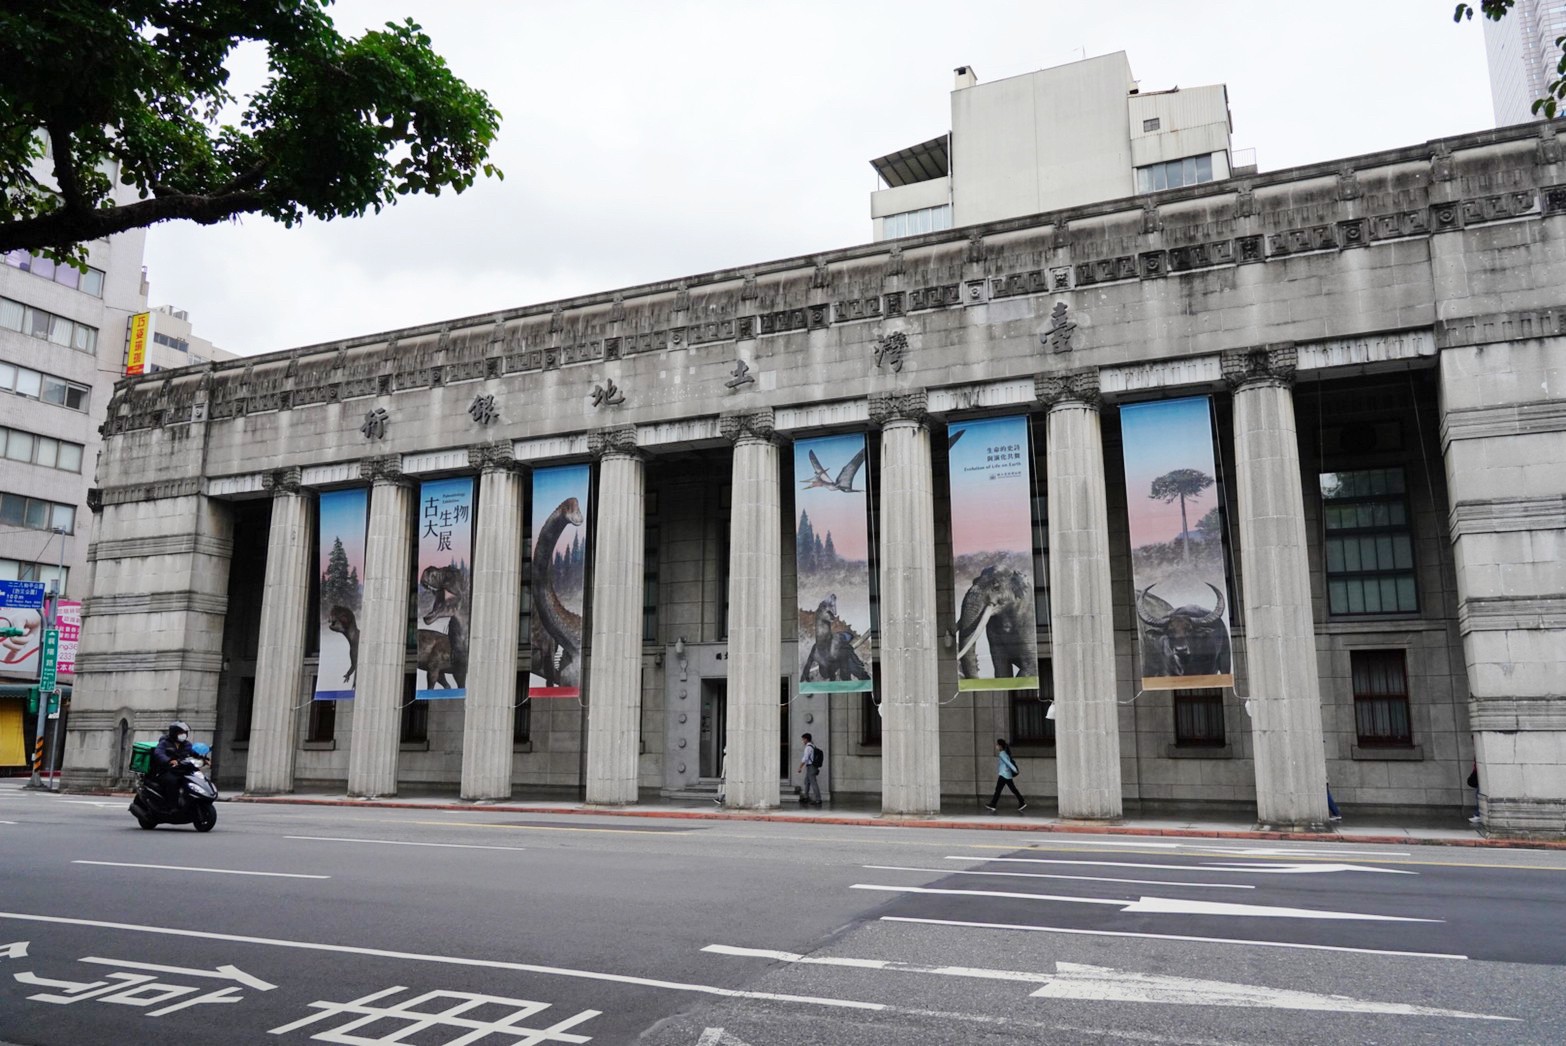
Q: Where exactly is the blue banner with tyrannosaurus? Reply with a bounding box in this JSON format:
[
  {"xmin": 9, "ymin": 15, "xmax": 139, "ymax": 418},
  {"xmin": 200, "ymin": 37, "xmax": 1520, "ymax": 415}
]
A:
[{"xmin": 793, "ymin": 433, "xmax": 873, "ymax": 693}]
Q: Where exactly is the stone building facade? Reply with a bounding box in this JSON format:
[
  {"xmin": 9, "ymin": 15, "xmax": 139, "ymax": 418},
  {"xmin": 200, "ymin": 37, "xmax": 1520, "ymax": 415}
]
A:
[{"xmin": 64, "ymin": 120, "xmax": 1566, "ymax": 835}]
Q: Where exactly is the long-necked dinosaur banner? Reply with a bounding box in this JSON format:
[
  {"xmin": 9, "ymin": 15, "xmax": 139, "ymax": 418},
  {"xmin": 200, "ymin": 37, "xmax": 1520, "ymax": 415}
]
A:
[
  {"xmin": 529, "ymin": 464, "xmax": 590, "ymax": 699},
  {"xmin": 314, "ymin": 488, "xmax": 367, "ymax": 701},
  {"xmin": 1119, "ymin": 396, "xmax": 1234, "ymax": 690},
  {"xmin": 792, "ymin": 433, "xmax": 873, "ymax": 693},
  {"xmin": 415, "ymin": 477, "xmax": 474, "ymax": 699},
  {"xmin": 949, "ymin": 415, "xmax": 1040, "ymax": 691}
]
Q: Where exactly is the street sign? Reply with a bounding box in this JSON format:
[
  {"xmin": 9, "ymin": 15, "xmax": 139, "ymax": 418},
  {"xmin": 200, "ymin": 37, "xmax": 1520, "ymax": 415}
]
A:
[{"xmin": 39, "ymin": 628, "xmax": 59, "ymax": 693}]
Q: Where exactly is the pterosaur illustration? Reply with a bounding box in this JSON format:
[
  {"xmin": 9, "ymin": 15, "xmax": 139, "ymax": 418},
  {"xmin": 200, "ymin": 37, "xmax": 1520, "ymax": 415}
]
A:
[{"xmin": 801, "ymin": 448, "xmax": 866, "ymax": 493}]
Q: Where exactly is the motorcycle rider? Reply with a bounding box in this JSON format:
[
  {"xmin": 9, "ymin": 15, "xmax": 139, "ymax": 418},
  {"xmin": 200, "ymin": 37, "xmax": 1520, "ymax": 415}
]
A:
[{"xmin": 150, "ymin": 721, "xmax": 194, "ymax": 811}]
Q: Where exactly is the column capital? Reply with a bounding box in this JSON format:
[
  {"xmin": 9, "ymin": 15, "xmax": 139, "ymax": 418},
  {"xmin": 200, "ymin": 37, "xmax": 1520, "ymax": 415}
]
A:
[
  {"xmin": 358, "ymin": 453, "xmax": 409, "ymax": 485},
  {"xmin": 587, "ymin": 425, "xmax": 643, "ymax": 461},
  {"xmin": 1035, "ymin": 369, "xmax": 1101, "ymax": 410},
  {"xmin": 262, "ymin": 466, "xmax": 303, "ymax": 496},
  {"xmin": 1222, "ymin": 344, "xmax": 1297, "ymax": 391},
  {"xmin": 467, "ymin": 440, "xmax": 521, "ymax": 473},
  {"xmin": 719, "ymin": 407, "xmax": 777, "ymax": 445},
  {"xmin": 868, "ymin": 389, "xmax": 930, "ymax": 427}
]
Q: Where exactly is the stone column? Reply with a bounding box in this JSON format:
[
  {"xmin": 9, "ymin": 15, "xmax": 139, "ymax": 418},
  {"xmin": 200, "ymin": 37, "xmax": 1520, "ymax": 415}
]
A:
[
  {"xmin": 348, "ymin": 455, "xmax": 413, "ymax": 798},
  {"xmin": 1226, "ymin": 347, "xmax": 1330, "ymax": 829},
  {"xmin": 245, "ymin": 468, "xmax": 312, "ymax": 794},
  {"xmin": 461, "ymin": 442, "xmax": 525, "ymax": 801},
  {"xmin": 871, "ymin": 391, "xmax": 941, "ymax": 816},
  {"xmin": 719, "ymin": 409, "xmax": 781, "ymax": 810},
  {"xmin": 1038, "ymin": 373, "xmax": 1122, "ymax": 820},
  {"xmin": 584, "ymin": 427, "xmax": 647, "ymax": 805}
]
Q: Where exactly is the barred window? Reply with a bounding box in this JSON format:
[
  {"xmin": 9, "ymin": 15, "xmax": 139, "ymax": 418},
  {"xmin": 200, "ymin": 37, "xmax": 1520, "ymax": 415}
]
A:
[
  {"xmin": 306, "ymin": 690, "xmax": 335, "ymax": 744},
  {"xmin": 400, "ymin": 673, "xmax": 427, "ymax": 743},
  {"xmin": 1009, "ymin": 662, "xmax": 1055, "ymax": 746},
  {"xmin": 513, "ymin": 671, "xmax": 531, "ymax": 744},
  {"xmin": 1173, "ymin": 688, "xmax": 1226, "ymax": 747},
  {"xmin": 1352, "ymin": 650, "xmax": 1412, "ymax": 747},
  {"xmin": 1320, "ymin": 468, "xmax": 1417, "ymax": 615}
]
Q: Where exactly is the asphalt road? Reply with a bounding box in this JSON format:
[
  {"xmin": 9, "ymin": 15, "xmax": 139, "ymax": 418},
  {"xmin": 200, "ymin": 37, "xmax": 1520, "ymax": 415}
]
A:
[{"xmin": 1, "ymin": 790, "xmax": 1563, "ymax": 1046}]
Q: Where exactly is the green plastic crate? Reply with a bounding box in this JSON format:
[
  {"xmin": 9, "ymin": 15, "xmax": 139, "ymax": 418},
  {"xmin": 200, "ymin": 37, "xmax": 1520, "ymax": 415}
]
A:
[{"xmin": 129, "ymin": 741, "xmax": 157, "ymax": 775}]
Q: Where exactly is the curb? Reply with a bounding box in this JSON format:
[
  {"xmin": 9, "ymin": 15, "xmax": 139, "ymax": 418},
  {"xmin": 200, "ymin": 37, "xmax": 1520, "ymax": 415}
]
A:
[{"xmin": 209, "ymin": 793, "xmax": 1566, "ymax": 851}]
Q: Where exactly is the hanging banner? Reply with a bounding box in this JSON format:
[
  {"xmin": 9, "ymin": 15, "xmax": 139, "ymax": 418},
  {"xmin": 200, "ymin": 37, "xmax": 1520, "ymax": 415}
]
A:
[
  {"xmin": 1119, "ymin": 396, "xmax": 1234, "ymax": 690},
  {"xmin": 56, "ymin": 600, "xmax": 81, "ymax": 677},
  {"xmin": 949, "ymin": 416, "xmax": 1039, "ymax": 690},
  {"xmin": 315, "ymin": 488, "xmax": 368, "ymax": 700},
  {"xmin": 529, "ymin": 465, "xmax": 590, "ymax": 699},
  {"xmin": 793, "ymin": 433, "xmax": 873, "ymax": 693},
  {"xmin": 415, "ymin": 478, "xmax": 474, "ymax": 699}
]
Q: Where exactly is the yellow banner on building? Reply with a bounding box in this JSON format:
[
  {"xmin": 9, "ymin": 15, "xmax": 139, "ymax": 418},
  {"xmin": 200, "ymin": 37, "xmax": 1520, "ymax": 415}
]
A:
[{"xmin": 126, "ymin": 312, "xmax": 150, "ymax": 376}]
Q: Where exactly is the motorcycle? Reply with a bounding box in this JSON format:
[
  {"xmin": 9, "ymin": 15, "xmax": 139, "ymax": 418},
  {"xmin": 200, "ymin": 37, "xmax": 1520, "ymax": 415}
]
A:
[{"xmin": 129, "ymin": 742, "xmax": 218, "ymax": 832}]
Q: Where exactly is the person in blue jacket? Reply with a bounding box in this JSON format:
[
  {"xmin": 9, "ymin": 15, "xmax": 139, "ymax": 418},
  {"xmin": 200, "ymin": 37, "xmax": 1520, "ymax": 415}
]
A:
[{"xmin": 985, "ymin": 738, "xmax": 1027, "ymax": 813}]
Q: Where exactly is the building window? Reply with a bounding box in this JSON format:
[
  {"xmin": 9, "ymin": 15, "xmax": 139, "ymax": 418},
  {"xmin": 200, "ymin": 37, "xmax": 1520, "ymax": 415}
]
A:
[
  {"xmin": 0, "ymin": 559, "xmax": 69, "ymax": 591},
  {"xmin": 1135, "ymin": 153, "xmax": 1216, "ymax": 193},
  {"xmin": 1173, "ymin": 688, "xmax": 1226, "ymax": 747},
  {"xmin": 0, "ymin": 427, "xmax": 84, "ymax": 473},
  {"xmin": 0, "ymin": 362, "xmax": 90, "ymax": 412},
  {"xmin": 152, "ymin": 332, "xmax": 190, "ymax": 353},
  {"xmin": 881, "ymin": 204, "xmax": 953, "ymax": 240},
  {"xmin": 1142, "ymin": 117, "xmax": 1161, "ymax": 132},
  {"xmin": 307, "ymin": 695, "xmax": 336, "ymax": 744},
  {"xmin": 1009, "ymin": 663, "xmax": 1055, "ymax": 746},
  {"xmin": 0, "ymin": 295, "xmax": 98, "ymax": 353},
  {"xmin": 513, "ymin": 671, "xmax": 531, "ymax": 744},
  {"xmin": 400, "ymin": 673, "xmax": 427, "ymax": 743},
  {"xmin": 643, "ymin": 520, "xmax": 659, "ymax": 641},
  {"xmin": 0, "ymin": 494, "xmax": 75, "ymax": 534},
  {"xmin": 1320, "ymin": 468, "xmax": 1417, "ymax": 615},
  {"xmin": 861, "ymin": 662, "xmax": 882, "ymax": 746},
  {"xmin": 232, "ymin": 677, "xmax": 255, "ymax": 743},
  {"xmin": 1351, "ymin": 650, "xmax": 1412, "ymax": 747},
  {"xmin": 3, "ymin": 250, "xmax": 106, "ymax": 297}
]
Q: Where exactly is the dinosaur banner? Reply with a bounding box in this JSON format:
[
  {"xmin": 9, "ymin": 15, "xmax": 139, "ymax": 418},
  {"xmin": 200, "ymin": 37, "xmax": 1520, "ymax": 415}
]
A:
[
  {"xmin": 415, "ymin": 477, "xmax": 474, "ymax": 699},
  {"xmin": 315, "ymin": 488, "xmax": 368, "ymax": 700},
  {"xmin": 529, "ymin": 464, "xmax": 590, "ymax": 699},
  {"xmin": 949, "ymin": 415, "xmax": 1040, "ymax": 691},
  {"xmin": 1119, "ymin": 396, "xmax": 1234, "ymax": 690},
  {"xmin": 792, "ymin": 433, "xmax": 873, "ymax": 693}
]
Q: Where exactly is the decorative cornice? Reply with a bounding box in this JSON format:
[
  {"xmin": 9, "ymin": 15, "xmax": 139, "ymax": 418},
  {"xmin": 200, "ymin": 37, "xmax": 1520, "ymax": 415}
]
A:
[
  {"xmin": 82, "ymin": 591, "xmax": 229, "ymax": 617},
  {"xmin": 1034, "ymin": 370, "xmax": 1100, "ymax": 409},
  {"xmin": 867, "ymin": 389, "xmax": 931, "ymax": 427},
  {"xmin": 88, "ymin": 534, "xmax": 235, "ymax": 562},
  {"xmin": 97, "ymin": 478, "xmax": 205, "ymax": 506},
  {"xmin": 262, "ymin": 466, "xmax": 302, "ymax": 496},
  {"xmin": 1441, "ymin": 399, "xmax": 1566, "ymax": 446},
  {"xmin": 466, "ymin": 440, "xmax": 520, "ymax": 473},
  {"xmin": 587, "ymin": 425, "xmax": 642, "ymax": 460},
  {"xmin": 1221, "ymin": 344, "xmax": 1297, "ymax": 391},
  {"xmin": 1468, "ymin": 696, "xmax": 1566, "ymax": 732},
  {"xmin": 718, "ymin": 408, "xmax": 777, "ymax": 444},
  {"xmin": 1435, "ymin": 306, "xmax": 1566, "ymax": 349},
  {"xmin": 358, "ymin": 454, "xmax": 407, "ymax": 484},
  {"xmin": 1450, "ymin": 496, "xmax": 1566, "ymax": 538},
  {"xmin": 1457, "ymin": 594, "xmax": 1566, "ymax": 634},
  {"xmin": 74, "ymin": 649, "xmax": 225, "ymax": 675}
]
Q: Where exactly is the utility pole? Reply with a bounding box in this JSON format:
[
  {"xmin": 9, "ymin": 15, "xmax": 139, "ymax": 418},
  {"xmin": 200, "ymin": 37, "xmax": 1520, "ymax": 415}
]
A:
[{"xmin": 27, "ymin": 527, "xmax": 66, "ymax": 790}]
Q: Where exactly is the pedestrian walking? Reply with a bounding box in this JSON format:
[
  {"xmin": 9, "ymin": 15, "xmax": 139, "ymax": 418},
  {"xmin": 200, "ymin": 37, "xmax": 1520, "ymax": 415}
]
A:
[
  {"xmin": 714, "ymin": 746, "xmax": 726, "ymax": 806},
  {"xmin": 986, "ymin": 738, "xmax": 1027, "ymax": 813},
  {"xmin": 1327, "ymin": 783, "xmax": 1342, "ymax": 821},
  {"xmin": 798, "ymin": 733, "xmax": 822, "ymax": 807},
  {"xmin": 1467, "ymin": 759, "xmax": 1482, "ymax": 824}
]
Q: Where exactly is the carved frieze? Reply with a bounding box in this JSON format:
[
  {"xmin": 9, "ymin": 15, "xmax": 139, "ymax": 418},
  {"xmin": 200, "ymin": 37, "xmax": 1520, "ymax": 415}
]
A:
[
  {"xmin": 719, "ymin": 407, "xmax": 776, "ymax": 444},
  {"xmin": 467, "ymin": 439, "xmax": 518, "ymax": 472},
  {"xmin": 262, "ymin": 467, "xmax": 302, "ymax": 496},
  {"xmin": 867, "ymin": 389, "xmax": 930, "ymax": 427},
  {"xmin": 1035, "ymin": 370, "xmax": 1100, "ymax": 409},
  {"xmin": 1221, "ymin": 344, "xmax": 1298, "ymax": 390},
  {"xmin": 587, "ymin": 425, "xmax": 640, "ymax": 460}
]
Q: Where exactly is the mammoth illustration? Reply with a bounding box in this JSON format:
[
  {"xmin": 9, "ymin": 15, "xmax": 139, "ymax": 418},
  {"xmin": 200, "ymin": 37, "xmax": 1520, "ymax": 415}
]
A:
[
  {"xmin": 955, "ymin": 566, "xmax": 1038, "ymax": 680},
  {"xmin": 1135, "ymin": 582, "xmax": 1231, "ymax": 678}
]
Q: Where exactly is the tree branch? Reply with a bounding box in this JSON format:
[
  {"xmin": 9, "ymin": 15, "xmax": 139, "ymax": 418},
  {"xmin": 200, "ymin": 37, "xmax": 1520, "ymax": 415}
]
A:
[
  {"xmin": 0, "ymin": 190, "xmax": 273, "ymax": 254},
  {"xmin": 45, "ymin": 123, "xmax": 88, "ymax": 215}
]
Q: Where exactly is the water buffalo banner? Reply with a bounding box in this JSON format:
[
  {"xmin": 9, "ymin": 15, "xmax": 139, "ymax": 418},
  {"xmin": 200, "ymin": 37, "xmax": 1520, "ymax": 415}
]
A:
[
  {"xmin": 415, "ymin": 478, "xmax": 474, "ymax": 699},
  {"xmin": 793, "ymin": 433, "xmax": 873, "ymax": 693},
  {"xmin": 1119, "ymin": 396, "xmax": 1235, "ymax": 690},
  {"xmin": 529, "ymin": 464, "xmax": 590, "ymax": 699},
  {"xmin": 315, "ymin": 488, "xmax": 368, "ymax": 700},
  {"xmin": 948, "ymin": 415, "xmax": 1040, "ymax": 691}
]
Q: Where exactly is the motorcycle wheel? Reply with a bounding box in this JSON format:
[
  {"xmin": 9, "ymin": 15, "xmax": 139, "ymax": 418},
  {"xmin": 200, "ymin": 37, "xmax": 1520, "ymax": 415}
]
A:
[
  {"xmin": 193, "ymin": 803, "xmax": 217, "ymax": 833},
  {"xmin": 136, "ymin": 814, "xmax": 156, "ymax": 830}
]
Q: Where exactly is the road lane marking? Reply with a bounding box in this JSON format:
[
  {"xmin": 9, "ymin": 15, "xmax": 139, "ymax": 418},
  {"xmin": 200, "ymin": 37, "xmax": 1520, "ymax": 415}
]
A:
[
  {"xmin": 405, "ymin": 819, "xmax": 699, "ymax": 837},
  {"xmin": 1198, "ymin": 862, "xmax": 1415, "ymax": 875},
  {"xmin": 949, "ymin": 856, "xmax": 1415, "ymax": 876},
  {"xmin": 703, "ymin": 946, "xmax": 1511, "ymax": 1020},
  {"xmin": 864, "ymin": 864, "xmax": 1254, "ymax": 890},
  {"xmin": 880, "ymin": 916, "xmax": 1468, "ymax": 959},
  {"xmin": 286, "ymin": 835, "xmax": 529, "ymax": 852},
  {"xmin": 0, "ymin": 911, "xmax": 880, "ymax": 1012},
  {"xmin": 72, "ymin": 861, "xmax": 329, "ymax": 879},
  {"xmin": 61, "ymin": 800, "xmax": 123, "ymax": 808},
  {"xmin": 79, "ymin": 957, "xmax": 276, "ymax": 990},
  {"xmin": 854, "ymin": 884, "xmax": 1439, "ymax": 921}
]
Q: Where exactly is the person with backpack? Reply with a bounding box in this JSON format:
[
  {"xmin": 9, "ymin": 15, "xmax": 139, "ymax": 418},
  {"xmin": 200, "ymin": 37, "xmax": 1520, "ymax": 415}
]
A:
[
  {"xmin": 798, "ymin": 733, "xmax": 823, "ymax": 807},
  {"xmin": 986, "ymin": 738, "xmax": 1027, "ymax": 813}
]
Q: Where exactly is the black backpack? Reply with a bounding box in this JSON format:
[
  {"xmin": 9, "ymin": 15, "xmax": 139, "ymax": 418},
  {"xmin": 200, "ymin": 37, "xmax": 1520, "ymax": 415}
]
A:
[{"xmin": 811, "ymin": 745, "xmax": 825, "ymax": 769}]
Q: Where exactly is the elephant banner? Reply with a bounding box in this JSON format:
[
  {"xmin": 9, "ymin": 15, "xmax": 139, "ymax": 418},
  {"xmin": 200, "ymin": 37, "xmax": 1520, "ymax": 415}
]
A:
[
  {"xmin": 415, "ymin": 477, "xmax": 474, "ymax": 699},
  {"xmin": 1119, "ymin": 396, "xmax": 1234, "ymax": 690},
  {"xmin": 315, "ymin": 488, "xmax": 367, "ymax": 701},
  {"xmin": 948, "ymin": 415, "xmax": 1040, "ymax": 691},
  {"xmin": 529, "ymin": 464, "xmax": 590, "ymax": 699},
  {"xmin": 792, "ymin": 432, "xmax": 873, "ymax": 693}
]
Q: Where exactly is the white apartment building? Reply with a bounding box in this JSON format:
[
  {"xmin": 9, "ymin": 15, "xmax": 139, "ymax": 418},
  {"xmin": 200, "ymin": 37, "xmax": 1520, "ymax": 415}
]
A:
[
  {"xmin": 1483, "ymin": 0, "xmax": 1566, "ymax": 126},
  {"xmin": 870, "ymin": 52, "xmax": 1239, "ymax": 240}
]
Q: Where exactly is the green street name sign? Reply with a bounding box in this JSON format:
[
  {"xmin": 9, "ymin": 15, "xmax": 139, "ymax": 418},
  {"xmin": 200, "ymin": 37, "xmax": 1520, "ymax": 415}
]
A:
[{"xmin": 39, "ymin": 627, "xmax": 59, "ymax": 694}]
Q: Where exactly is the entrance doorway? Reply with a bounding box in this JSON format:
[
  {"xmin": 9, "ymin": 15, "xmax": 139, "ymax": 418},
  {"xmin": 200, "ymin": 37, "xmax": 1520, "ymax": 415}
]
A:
[{"xmin": 699, "ymin": 679, "xmax": 726, "ymax": 779}]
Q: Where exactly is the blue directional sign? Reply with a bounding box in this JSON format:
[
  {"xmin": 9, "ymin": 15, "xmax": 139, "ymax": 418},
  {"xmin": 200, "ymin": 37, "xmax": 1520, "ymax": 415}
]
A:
[{"xmin": 0, "ymin": 580, "xmax": 45, "ymax": 612}]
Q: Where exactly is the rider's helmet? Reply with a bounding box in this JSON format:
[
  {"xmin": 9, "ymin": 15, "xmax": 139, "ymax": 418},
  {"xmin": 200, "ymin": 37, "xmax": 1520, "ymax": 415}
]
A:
[
  {"xmin": 168, "ymin": 720, "xmax": 190, "ymax": 743},
  {"xmin": 190, "ymin": 742, "xmax": 211, "ymax": 758}
]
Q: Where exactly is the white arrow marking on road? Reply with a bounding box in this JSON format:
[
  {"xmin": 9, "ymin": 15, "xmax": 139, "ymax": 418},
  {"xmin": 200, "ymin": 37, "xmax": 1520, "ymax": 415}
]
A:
[
  {"xmin": 287, "ymin": 835, "xmax": 529, "ymax": 852},
  {"xmin": 954, "ymin": 856, "xmax": 1414, "ymax": 876},
  {"xmin": 1033, "ymin": 963, "xmax": 1514, "ymax": 1019},
  {"xmin": 61, "ymin": 800, "xmax": 122, "ymax": 808},
  {"xmin": 864, "ymin": 864, "xmax": 1255, "ymax": 890},
  {"xmin": 705, "ymin": 946, "xmax": 1511, "ymax": 1021},
  {"xmin": 1200, "ymin": 862, "xmax": 1415, "ymax": 875},
  {"xmin": 79, "ymin": 957, "xmax": 276, "ymax": 991},
  {"xmin": 0, "ymin": 820, "xmax": 16, "ymax": 825},
  {"xmin": 73, "ymin": 860, "xmax": 328, "ymax": 879},
  {"xmin": 853, "ymin": 884, "xmax": 1440, "ymax": 921},
  {"xmin": 696, "ymin": 1029, "xmax": 755, "ymax": 1046}
]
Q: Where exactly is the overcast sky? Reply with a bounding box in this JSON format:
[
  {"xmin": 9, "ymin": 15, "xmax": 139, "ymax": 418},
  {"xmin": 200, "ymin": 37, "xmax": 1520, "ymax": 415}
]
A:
[{"xmin": 141, "ymin": 1, "xmax": 1498, "ymax": 357}]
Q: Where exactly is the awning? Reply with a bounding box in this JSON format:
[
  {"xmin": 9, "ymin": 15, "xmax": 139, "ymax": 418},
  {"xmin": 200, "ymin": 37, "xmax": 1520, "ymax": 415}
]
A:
[{"xmin": 869, "ymin": 134, "xmax": 950, "ymax": 187}]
